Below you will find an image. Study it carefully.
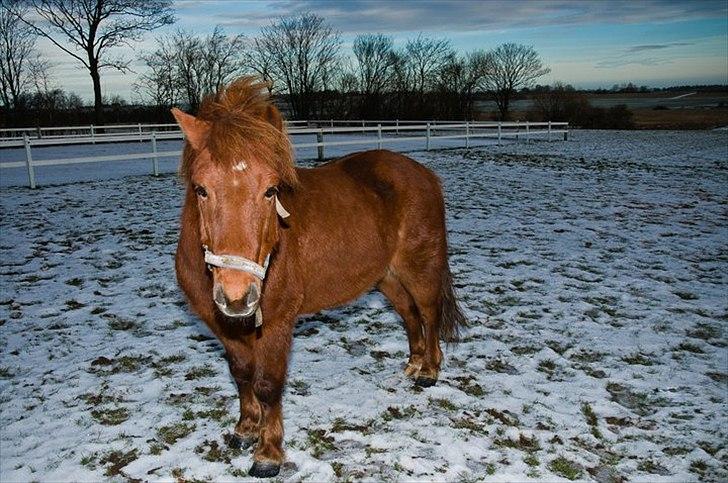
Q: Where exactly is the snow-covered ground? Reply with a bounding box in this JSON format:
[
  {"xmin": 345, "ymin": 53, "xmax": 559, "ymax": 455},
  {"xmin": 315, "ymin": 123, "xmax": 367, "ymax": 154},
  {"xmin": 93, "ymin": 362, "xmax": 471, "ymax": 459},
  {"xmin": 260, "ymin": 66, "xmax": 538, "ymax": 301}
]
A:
[{"xmin": 0, "ymin": 130, "xmax": 726, "ymax": 482}]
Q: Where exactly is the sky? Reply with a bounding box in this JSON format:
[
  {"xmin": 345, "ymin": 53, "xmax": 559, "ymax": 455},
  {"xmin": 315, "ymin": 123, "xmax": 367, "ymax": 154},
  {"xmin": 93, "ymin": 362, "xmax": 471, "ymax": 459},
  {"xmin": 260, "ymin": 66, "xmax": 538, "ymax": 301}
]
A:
[{"xmin": 32, "ymin": 0, "xmax": 728, "ymax": 103}]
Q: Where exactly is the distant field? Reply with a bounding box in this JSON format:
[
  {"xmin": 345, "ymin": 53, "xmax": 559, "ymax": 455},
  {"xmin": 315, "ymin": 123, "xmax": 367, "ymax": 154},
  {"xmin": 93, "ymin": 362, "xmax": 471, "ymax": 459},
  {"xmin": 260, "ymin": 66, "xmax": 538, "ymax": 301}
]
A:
[{"xmin": 476, "ymin": 91, "xmax": 728, "ymax": 129}]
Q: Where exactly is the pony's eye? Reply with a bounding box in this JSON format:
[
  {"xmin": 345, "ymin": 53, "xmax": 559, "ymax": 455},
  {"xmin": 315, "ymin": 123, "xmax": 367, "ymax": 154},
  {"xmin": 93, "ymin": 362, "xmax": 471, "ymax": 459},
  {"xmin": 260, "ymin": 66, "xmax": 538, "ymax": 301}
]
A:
[
  {"xmin": 264, "ymin": 186, "xmax": 278, "ymax": 199},
  {"xmin": 194, "ymin": 185, "xmax": 208, "ymax": 198}
]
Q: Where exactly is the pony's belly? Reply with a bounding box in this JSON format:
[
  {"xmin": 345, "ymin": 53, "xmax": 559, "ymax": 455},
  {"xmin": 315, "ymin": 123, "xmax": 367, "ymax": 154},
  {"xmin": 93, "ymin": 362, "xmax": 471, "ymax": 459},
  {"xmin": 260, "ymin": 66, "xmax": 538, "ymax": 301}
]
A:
[{"xmin": 298, "ymin": 246, "xmax": 389, "ymax": 314}]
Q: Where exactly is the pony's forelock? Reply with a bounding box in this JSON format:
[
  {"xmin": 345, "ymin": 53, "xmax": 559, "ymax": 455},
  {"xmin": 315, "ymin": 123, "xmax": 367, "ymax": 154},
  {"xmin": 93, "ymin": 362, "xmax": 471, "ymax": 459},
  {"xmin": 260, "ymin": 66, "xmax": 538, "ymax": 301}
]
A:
[{"xmin": 180, "ymin": 77, "xmax": 297, "ymax": 188}]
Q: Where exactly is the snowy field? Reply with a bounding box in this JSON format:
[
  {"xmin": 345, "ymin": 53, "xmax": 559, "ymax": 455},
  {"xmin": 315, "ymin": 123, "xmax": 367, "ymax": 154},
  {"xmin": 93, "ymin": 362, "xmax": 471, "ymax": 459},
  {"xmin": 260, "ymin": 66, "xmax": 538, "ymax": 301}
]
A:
[{"xmin": 0, "ymin": 130, "xmax": 726, "ymax": 482}]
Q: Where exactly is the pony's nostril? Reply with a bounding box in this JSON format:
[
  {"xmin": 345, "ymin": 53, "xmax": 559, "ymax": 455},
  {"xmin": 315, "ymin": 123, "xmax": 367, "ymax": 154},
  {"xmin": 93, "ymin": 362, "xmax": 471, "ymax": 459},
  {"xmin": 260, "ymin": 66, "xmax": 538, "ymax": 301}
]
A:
[
  {"xmin": 213, "ymin": 285, "xmax": 227, "ymax": 306},
  {"xmin": 246, "ymin": 284, "xmax": 260, "ymax": 307}
]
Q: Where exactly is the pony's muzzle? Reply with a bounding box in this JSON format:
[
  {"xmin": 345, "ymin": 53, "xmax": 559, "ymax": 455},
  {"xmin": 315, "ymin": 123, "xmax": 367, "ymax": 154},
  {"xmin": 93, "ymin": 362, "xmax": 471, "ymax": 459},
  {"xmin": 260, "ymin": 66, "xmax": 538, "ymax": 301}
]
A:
[{"xmin": 213, "ymin": 282, "xmax": 260, "ymax": 318}]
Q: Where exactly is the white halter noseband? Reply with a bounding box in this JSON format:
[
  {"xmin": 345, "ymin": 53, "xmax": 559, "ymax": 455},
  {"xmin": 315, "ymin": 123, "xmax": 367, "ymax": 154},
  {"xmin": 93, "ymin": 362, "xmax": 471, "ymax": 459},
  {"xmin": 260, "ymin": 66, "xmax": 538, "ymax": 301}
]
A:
[{"xmin": 203, "ymin": 195, "xmax": 290, "ymax": 327}]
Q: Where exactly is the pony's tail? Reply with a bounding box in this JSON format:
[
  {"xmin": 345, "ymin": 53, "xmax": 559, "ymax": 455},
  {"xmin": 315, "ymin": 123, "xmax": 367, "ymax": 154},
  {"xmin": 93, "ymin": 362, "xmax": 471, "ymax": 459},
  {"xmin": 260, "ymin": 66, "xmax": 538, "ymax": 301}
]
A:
[{"xmin": 439, "ymin": 265, "xmax": 468, "ymax": 343}]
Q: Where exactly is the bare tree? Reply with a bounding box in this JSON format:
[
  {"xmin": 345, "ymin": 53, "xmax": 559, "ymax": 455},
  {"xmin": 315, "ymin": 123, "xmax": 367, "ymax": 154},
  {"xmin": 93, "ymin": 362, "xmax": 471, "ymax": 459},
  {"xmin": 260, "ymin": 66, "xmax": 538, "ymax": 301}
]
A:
[
  {"xmin": 14, "ymin": 0, "xmax": 174, "ymax": 123},
  {"xmin": 199, "ymin": 26, "xmax": 248, "ymax": 97},
  {"xmin": 134, "ymin": 36, "xmax": 179, "ymax": 108},
  {"xmin": 532, "ymin": 82, "xmax": 576, "ymax": 121},
  {"xmin": 482, "ymin": 43, "xmax": 550, "ymax": 120},
  {"xmin": 249, "ymin": 37, "xmax": 276, "ymax": 95},
  {"xmin": 139, "ymin": 27, "xmax": 247, "ymax": 112},
  {"xmin": 0, "ymin": 1, "xmax": 37, "ymax": 110},
  {"xmin": 353, "ymin": 34, "xmax": 395, "ymax": 118},
  {"xmin": 436, "ymin": 50, "xmax": 490, "ymax": 119},
  {"xmin": 406, "ymin": 35, "xmax": 452, "ymax": 103},
  {"xmin": 257, "ymin": 13, "xmax": 341, "ymax": 119}
]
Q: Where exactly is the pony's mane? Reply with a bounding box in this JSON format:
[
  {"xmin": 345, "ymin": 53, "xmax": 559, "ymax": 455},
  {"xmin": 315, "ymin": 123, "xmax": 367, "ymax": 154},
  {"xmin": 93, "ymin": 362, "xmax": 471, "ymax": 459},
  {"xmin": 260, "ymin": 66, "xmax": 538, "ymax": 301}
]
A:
[{"xmin": 181, "ymin": 76, "xmax": 297, "ymax": 187}]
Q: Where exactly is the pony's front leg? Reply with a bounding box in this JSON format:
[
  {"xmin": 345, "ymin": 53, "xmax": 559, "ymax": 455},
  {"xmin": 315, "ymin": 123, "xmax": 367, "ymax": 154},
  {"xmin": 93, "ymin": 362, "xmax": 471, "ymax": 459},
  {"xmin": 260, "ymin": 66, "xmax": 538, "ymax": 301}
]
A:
[
  {"xmin": 248, "ymin": 324, "xmax": 293, "ymax": 478},
  {"xmin": 225, "ymin": 348, "xmax": 261, "ymax": 449}
]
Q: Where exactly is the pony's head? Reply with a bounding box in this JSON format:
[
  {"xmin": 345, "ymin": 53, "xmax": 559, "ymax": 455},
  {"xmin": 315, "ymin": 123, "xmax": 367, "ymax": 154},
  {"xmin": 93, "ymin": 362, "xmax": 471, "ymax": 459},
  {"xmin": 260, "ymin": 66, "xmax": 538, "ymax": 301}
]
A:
[{"xmin": 172, "ymin": 77, "xmax": 297, "ymax": 318}]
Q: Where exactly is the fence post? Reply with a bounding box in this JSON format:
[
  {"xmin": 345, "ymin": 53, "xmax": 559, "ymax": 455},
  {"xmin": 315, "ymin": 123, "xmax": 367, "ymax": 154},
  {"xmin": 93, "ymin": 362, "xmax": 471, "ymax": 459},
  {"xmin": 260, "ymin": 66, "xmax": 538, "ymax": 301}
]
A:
[
  {"xmin": 90, "ymin": 124, "xmax": 95, "ymax": 144},
  {"xmin": 564, "ymin": 125, "xmax": 569, "ymax": 141},
  {"xmin": 377, "ymin": 123, "xmax": 382, "ymax": 149},
  {"xmin": 317, "ymin": 129, "xmax": 324, "ymax": 161},
  {"xmin": 526, "ymin": 121, "xmax": 530, "ymax": 143},
  {"xmin": 465, "ymin": 121, "xmax": 470, "ymax": 148},
  {"xmin": 36, "ymin": 126, "xmax": 42, "ymax": 140},
  {"xmin": 395, "ymin": 119, "xmax": 399, "ymax": 135},
  {"xmin": 548, "ymin": 121, "xmax": 552, "ymax": 142},
  {"xmin": 23, "ymin": 134, "xmax": 36, "ymax": 189},
  {"xmin": 138, "ymin": 123, "xmax": 143, "ymax": 142},
  {"xmin": 330, "ymin": 119, "xmax": 334, "ymax": 128},
  {"xmin": 498, "ymin": 122, "xmax": 502, "ymax": 145},
  {"xmin": 151, "ymin": 132, "xmax": 159, "ymax": 176},
  {"xmin": 361, "ymin": 120, "xmax": 365, "ymax": 134},
  {"xmin": 426, "ymin": 122, "xmax": 431, "ymax": 151},
  {"xmin": 515, "ymin": 120, "xmax": 520, "ymax": 141}
]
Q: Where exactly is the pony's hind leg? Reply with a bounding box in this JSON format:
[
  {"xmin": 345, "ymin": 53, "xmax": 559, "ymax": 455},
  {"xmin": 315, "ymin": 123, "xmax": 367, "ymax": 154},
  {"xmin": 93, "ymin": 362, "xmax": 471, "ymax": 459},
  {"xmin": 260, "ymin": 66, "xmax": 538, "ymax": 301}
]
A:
[
  {"xmin": 378, "ymin": 273, "xmax": 426, "ymax": 379},
  {"xmin": 395, "ymin": 262, "xmax": 445, "ymax": 387}
]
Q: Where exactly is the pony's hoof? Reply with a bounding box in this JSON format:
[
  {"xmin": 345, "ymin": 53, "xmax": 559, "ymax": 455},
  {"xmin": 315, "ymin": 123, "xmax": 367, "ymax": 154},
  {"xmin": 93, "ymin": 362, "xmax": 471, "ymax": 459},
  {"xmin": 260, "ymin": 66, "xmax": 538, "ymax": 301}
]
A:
[
  {"xmin": 226, "ymin": 433, "xmax": 256, "ymax": 450},
  {"xmin": 415, "ymin": 376, "xmax": 437, "ymax": 387},
  {"xmin": 248, "ymin": 461, "xmax": 281, "ymax": 478}
]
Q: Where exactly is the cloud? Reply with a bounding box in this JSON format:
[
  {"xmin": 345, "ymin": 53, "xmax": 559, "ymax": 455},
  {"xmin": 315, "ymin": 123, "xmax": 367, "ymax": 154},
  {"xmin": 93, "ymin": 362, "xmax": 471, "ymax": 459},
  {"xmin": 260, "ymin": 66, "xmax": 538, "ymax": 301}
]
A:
[
  {"xmin": 596, "ymin": 41, "xmax": 697, "ymax": 68},
  {"xmin": 214, "ymin": 0, "xmax": 727, "ymax": 33},
  {"xmin": 626, "ymin": 42, "xmax": 693, "ymax": 53}
]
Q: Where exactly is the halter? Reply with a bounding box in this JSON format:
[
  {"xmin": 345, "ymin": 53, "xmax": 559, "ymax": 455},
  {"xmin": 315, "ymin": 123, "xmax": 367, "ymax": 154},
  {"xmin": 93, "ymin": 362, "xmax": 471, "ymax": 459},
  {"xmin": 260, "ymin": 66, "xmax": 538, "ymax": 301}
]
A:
[{"xmin": 203, "ymin": 195, "xmax": 290, "ymax": 327}]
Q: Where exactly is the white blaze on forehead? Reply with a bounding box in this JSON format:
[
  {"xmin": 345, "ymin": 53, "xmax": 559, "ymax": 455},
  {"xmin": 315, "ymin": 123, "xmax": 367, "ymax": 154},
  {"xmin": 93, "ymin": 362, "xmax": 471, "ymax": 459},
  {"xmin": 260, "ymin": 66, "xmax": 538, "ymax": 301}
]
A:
[{"xmin": 232, "ymin": 160, "xmax": 247, "ymax": 172}]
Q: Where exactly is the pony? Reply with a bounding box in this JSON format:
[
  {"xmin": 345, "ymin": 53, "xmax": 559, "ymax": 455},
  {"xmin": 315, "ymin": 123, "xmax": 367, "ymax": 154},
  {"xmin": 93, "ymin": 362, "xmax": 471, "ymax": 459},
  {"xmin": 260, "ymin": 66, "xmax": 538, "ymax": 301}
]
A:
[{"xmin": 172, "ymin": 76, "xmax": 466, "ymax": 478}]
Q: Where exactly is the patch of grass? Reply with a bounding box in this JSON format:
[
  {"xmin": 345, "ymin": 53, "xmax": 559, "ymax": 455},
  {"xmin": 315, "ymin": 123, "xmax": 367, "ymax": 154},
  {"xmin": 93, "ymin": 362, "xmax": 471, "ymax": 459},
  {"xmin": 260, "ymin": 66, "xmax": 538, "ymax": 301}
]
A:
[
  {"xmin": 91, "ymin": 407, "xmax": 129, "ymax": 426},
  {"xmin": 687, "ymin": 323, "xmax": 720, "ymax": 340},
  {"xmin": 289, "ymin": 379, "xmax": 310, "ymax": 396},
  {"xmin": 581, "ymin": 403, "xmax": 602, "ymax": 438},
  {"xmin": 486, "ymin": 358, "xmax": 518, "ymax": 375},
  {"xmin": 306, "ymin": 428, "xmax": 336, "ymax": 458},
  {"xmin": 674, "ymin": 291, "xmax": 698, "ymax": 300},
  {"xmin": 605, "ymin": 382, "xmax": 661, "ymax": 416},
  {"xmin": 99, "ymin": 449, "xmax": 138, "ymax": 477},
  {"xmin": 194, "ymin": 439, "xmax": 238, "ymax": 463},
  {"xmin": 494, "ymin": 433, "xmax": 540, "ymax": 451},
  {"xmin": 430, "ymin": 398, "xmax": 458, "ymax": 411},
  {"xmin": 548, "ymin": 456, "xmax": 583, "ymax": 480},
  {"xmin": 706, "ymin": 372, "xmax": 727, "ymax": 384},
  {"xmin": 621, "ymin": 352, "xmax": 655, "ymax": 366},
  {"xmin": 485, "ymin": 408, "xmax": 519, "ymax": 426},
  {"xmin": 157, "ymin": 422, "xmax": 195, "ymax": 445},
  {"xmin": 65, "ymin": 277, "xmax": 84, "ymax": 287},
  {"xmin": 450, "ymin": 416, "xmax": 486, "ymax": 433},
  {"xmin": 524, "ymin": 453, "xmax": 540, "ymax": 467},
  {"xmin": 185, "ymin": 365, "xmax": 216, "ymax": 380},
  {"xmin": 674, "ymin": 342, "xmax": 704, "ymax": 353},
  {"xmin": 689, "ymin": 459, "xmax": 708, "ymax": 476},
  {"xmin": 511, "ymin": 345, "xmax": 539, "ymax": 355},
  {"xmin": 331, "ymin": 417, "xmax": 373, "ymax": 434},
  {"xmin": 65, "ymin": 299, "xmax": 86, "ymax": 310},
  {"xmin": 104, "ymin": 314, "xmax": 136, "ymax": 331},
  {"xmin": 383, "ymin": 405, "xmax": 419, "ymax": 421}
]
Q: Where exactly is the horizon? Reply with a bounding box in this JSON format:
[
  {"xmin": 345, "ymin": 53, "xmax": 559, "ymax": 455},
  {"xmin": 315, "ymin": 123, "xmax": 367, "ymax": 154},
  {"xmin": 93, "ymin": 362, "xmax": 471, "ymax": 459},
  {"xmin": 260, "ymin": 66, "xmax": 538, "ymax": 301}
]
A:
[{"xmin": 27, "ymin": 0, "xmax": 728, "ymax": 102}]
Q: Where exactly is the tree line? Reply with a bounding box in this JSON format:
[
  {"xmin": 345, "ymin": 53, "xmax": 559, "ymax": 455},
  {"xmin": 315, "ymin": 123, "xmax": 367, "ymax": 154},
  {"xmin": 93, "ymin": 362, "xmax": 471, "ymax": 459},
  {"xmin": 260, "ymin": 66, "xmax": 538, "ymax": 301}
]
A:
[
  {"xmin": 0, "ymin": 1, "xmax": 657, "ymax": 130},
  {"xmin": 1, "ymin": 1, "xmax": 555, "ymax": 127}
]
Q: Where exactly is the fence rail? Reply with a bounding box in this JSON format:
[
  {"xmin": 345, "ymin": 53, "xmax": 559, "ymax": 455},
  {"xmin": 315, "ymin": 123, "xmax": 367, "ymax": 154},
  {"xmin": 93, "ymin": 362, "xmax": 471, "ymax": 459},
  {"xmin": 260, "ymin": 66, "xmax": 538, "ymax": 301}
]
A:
[{"xmin": 1, "ymin": 120, "xmax": 568, "ymax": 188}]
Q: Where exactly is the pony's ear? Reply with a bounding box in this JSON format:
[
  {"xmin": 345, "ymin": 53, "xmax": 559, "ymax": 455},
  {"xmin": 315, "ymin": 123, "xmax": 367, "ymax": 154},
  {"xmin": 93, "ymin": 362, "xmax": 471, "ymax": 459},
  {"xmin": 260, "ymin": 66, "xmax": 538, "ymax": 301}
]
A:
[
  {"xmin": 263, "ymin": 104, "xmax": 284, "ymax": 132},
  {"xmin": 171, "ymin": 108, "xmax": 210, "ymax": 151}
]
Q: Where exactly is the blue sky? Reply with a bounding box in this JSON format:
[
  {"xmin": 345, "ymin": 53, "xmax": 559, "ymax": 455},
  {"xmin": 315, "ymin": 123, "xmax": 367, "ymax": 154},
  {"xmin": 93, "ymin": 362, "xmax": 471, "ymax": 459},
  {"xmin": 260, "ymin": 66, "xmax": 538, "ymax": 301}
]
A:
[{"xmin": 37, "ymin": 0, "xmax": 728, "ymax": 102}]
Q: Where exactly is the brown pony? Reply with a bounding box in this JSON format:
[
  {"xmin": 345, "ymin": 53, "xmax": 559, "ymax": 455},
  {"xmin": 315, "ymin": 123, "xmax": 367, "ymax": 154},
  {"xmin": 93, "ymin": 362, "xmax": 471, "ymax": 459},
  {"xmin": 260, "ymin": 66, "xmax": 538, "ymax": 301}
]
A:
[{"xmin": 172, "ymin": 77, "xmax": 466, "ymax": 478}]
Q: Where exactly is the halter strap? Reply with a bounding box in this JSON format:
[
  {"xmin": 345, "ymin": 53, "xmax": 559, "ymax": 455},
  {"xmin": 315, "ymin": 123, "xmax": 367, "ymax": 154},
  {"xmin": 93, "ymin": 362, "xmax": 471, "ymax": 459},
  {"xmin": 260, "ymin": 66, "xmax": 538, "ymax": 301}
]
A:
[{"xmin": 203, "ymin": 246, "xmax": 269, "ymax": 280}]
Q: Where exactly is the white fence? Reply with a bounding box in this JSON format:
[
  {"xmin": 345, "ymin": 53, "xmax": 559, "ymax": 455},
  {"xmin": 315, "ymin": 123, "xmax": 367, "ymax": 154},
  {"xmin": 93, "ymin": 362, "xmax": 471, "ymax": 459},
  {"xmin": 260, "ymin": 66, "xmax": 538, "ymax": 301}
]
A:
[{"xmin": 0, "ymin": 120, "xmax": 568, "ymax": 188}]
